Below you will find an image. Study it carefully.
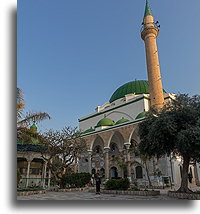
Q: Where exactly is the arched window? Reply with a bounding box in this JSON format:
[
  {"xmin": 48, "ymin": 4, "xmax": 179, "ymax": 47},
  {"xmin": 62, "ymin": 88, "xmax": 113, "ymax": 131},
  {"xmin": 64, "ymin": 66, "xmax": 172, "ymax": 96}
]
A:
[
  {"xmin": 110, "ymin": 167, "xmax": 118, "ymax": 178},
  {"xmin": 94, "ymin": 145, "xmax": 102, "ymax": 154},
  {"xmin": 136, "ymin": 166, "xmax": 143, "ymax": 179}
]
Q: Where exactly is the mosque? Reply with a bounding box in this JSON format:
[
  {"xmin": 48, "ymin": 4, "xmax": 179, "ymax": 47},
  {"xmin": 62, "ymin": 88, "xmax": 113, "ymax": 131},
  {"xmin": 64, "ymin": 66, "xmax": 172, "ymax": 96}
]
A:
[
  {"xmin": 17, "ymin": 1, "xmax": 200, "ymax": 189},
  {"xmin": 78, "ymin": 1, "xmax": 200, "ymax": 187}
]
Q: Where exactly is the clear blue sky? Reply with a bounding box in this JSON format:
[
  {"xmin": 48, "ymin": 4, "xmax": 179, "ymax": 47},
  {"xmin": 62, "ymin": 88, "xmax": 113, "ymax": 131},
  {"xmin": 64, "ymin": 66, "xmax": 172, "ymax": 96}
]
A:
[{"xmin": 17, "ymin": 0, "xmax": 200, "ymax": 132}]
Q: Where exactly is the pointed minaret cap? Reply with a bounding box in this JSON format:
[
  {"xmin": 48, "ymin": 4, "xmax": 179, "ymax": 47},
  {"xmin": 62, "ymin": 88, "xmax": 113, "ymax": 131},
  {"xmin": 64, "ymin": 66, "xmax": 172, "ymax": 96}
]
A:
[
  {"xmin": 30, "ymin": 123, "xmax": 37, "ymax": 132},
  {"xmin": 144, "ymin": 0, "xmax": 152, "ymax": 17}
]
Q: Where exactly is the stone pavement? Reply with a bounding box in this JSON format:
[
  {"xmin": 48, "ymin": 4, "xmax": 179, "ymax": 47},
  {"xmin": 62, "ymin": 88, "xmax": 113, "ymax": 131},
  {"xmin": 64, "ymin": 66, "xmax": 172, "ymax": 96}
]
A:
[{"xmin": 17, "ymin": 190, "xmax": 179, "ymax": 200}]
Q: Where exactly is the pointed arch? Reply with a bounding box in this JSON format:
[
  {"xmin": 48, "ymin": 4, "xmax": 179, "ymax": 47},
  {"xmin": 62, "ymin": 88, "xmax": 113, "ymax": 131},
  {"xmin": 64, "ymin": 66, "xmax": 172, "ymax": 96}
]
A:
[
  {"xmin": 128, "ymin": 125, "xmax": 140, "ymax": 144},
  {"xmin": 106, "ymin": 111, "xmax": 134, "ymax": 120},
  {"xmin": 91, "ymin": 135, "xmax": 104, "ymax": 151},
  {"xmin": 107, "ymin": 130, "xmax": 125, "ymax": 151}
]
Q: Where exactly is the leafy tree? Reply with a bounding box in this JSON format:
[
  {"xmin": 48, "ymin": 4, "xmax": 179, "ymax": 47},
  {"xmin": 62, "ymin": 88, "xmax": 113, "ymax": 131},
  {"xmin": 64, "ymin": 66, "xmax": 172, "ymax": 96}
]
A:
[
  {"xmin": 17, "ymin": 88, "xmax": 51, "ymax": 143},
  {"xmin": 41, "ymin": 126, "xmax": 87, "ymax": 186},
  {"xmin": 138, "ymin": 94, "xmax": 200, "ymax": 193}
]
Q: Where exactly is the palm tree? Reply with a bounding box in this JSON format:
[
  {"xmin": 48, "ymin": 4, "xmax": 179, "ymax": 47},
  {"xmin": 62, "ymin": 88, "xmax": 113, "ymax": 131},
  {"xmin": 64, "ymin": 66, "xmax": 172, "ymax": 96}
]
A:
[{"xmin": 17, "ymin": 88, "xmax": 51, "ymax": 144}]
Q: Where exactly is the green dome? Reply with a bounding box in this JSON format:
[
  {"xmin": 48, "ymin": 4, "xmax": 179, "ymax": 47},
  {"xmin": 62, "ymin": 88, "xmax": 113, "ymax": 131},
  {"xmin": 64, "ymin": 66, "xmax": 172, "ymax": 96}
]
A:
[
  {"xmin": 84, "ymin": 127, "xmax": 95, "ymax": 134},
  {"xmin": 96, "ymin": 118, "xmax": 115, "ymax": 128},
  {"xmin": 135, "ymin": 111, "xmax": 148, "ymax": 120},
  {"xmin": 109, "ymin": 80, "xmax": 166, "ymax": 103},
  {"xmin": 31, "ymin": 138, "xmax": 39, "ymax": 144},
  {"xmin": 115, "ymin": 118, "xmax": 129, "ymax": 125},
  {"xmin": 30, "ymin": 123, "xmax": 37, "ymax": 132}
]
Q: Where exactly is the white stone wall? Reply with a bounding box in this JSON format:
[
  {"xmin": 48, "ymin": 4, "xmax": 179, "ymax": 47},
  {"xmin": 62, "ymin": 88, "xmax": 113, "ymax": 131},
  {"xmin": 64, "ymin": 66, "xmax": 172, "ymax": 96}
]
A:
[
  {"xmin": 79, "ymin": 96, "xmax": 147, "ymax": 131},
  {"xmin": 172, "ymin": 158, "xmax": 182, "ymax": 186},
  {"xmin": 144, "ymin": 97, "xmax": 150, "ymax": 111}
]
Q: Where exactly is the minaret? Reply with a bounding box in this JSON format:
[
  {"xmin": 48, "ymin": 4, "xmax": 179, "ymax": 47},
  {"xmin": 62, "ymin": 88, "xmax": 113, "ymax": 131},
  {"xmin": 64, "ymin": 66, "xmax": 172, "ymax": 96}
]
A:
[{"xmin": 141, "ymin": 0, "xmax": 164, "ymax": 109}]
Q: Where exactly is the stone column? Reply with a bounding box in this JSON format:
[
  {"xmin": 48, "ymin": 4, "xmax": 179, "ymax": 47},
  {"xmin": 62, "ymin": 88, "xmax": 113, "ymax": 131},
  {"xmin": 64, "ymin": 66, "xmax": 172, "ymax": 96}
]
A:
[
  {"xmin": 25, "ymin": 158, "xmax": 33, "ymax": 188},
  {"xmin": 119, "ymin": 148, "xmax": 125, "ymax": 178},
  {"xmin": 104, "ymin": 147, "xmax": 110, "ymax": 180},
  {"xmin": 47, "ymin": 169, "xmax": 51, "ymax": 188},
  {"xmin": 88, "ymin": 150, "xmax": 92, "ymax": 174},
  {"xmin": 42, "ymin": 161, "xmax": 47, "ymax": 188},
  {"xmin": 47, "ymin": 159, "xmax": 52, "ymax": 188},
  {"xmin": 124, "ymin": 142, "xmax": 132, "ymax": 182}
]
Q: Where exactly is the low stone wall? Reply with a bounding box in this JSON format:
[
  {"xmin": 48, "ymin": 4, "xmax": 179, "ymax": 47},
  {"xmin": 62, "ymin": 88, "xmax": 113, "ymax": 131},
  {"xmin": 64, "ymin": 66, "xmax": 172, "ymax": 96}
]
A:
[
  {"xmin": 17, "ymin": 190, "xmax": 46, "ymax": 196},
  {"xmin": 101, "ymin": 190, "xmax": 160, "ymax": 196},
  {"xmin": 134, "ymin": 185, "xmax": 164, "ymax": 189},
  {"xmin": 17, "ymin": 187, "xmax": 88, "ymax": 196},
  {"xmin": 147, "ymin": 186, "xmax": 164, "ymax": 189},
  {"xmin": 168, "ymin": 191, "xmax": 200, "ymax": 200},
  {"xmin": 54, "ymin": 187, "xmax": 88, "ymax": 192}
]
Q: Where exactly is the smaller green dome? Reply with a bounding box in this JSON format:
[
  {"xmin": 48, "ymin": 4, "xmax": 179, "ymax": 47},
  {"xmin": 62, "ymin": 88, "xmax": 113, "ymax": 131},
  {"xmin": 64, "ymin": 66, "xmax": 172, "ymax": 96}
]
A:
[
  {"xmin": 96, "ymin": 118, "xmax": 115, "ymax": 128},
  {"xmin": 31, "ymin": 138, "xmax": 39, "ymax": 144},
  {"xmin": 135, "ymin": 111, "xmax": 148, "ymax": 120},
  {"xmin": 115, "ymin": 118, "xmax": 130, "ymax": 125},
  {"xmin": 73, "ymin": 131, "xmax": 82, "ymax": 137},
  {"xmin": 30, "ymin": 123, "xmax": 37, "ymax": 132},
  {"xmin": 84, "ymin": 127, "xmax": 95, "ymax": 134}
]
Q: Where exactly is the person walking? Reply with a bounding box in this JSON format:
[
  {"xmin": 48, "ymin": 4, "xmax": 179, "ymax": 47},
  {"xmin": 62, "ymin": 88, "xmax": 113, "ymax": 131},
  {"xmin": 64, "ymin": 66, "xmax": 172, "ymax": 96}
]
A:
[{"xmin": 94, "ymin": 170, "xmax": 101, "ymax": 194}]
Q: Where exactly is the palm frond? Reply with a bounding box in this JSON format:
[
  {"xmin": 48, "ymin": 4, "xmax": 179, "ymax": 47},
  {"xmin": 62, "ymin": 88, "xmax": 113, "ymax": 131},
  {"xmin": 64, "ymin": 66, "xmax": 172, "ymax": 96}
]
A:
[
  {"xmin": 18, "ymin": 111, "xmax": 51, "ymax": 126},
  {"xmin": 17, "ymin": 103, "xmax": 25, "ymax": 121}
]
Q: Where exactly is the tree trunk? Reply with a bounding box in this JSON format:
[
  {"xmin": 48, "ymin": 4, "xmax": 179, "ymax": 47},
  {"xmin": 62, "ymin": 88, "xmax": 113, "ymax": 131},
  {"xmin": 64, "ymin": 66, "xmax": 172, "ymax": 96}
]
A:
[
  {"xmin": 144, "ymin": 162, "xmax": 152, "ymax": 187},
  {"xmin": 176, "ymin": 156, "xmax": 193, "ymax": 193}
]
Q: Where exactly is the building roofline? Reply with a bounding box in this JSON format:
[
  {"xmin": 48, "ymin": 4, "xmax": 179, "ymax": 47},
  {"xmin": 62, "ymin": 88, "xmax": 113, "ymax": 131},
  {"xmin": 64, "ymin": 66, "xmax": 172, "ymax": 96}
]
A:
[
  {"xmin": 79, "ymin": 94, "xmax": 149, "ymax": 122},
  {"xmin": 79, "ymin": 94, "xmax": 171, "ymax": 123},
  {"xmin": 81, "ymin": 117, "xmax": 145, "ymax": 137}
]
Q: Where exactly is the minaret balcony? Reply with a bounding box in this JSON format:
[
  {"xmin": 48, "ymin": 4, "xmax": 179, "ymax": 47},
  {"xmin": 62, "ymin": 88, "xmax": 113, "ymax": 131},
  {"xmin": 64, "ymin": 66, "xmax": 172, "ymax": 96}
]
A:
[{"xmin": 141, "ymin": 26, "xmax": 159, "ymax": 40}]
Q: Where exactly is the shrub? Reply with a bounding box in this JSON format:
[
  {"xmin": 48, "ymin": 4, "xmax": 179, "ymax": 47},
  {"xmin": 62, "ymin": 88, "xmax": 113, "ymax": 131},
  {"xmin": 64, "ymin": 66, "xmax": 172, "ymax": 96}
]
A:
[
  {"xmin": 130, "ymin": 186, "xmax": 140, "ymax": 191},
  {"xmin": 61, "ymin": 172, "xmax": 91, "ymax": 188},
  {"xmin": 104, "ymin": 178, "xmax": 130, "ymax": 190},
  {"xmin": 132, "ymin": 180, "xmax": 138, "ymax": 187}
]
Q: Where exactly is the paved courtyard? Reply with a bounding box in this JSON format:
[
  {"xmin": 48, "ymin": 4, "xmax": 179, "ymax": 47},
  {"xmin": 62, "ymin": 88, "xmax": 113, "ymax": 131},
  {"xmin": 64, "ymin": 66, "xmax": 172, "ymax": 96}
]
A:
[{"xmin": 17, "ymin": 191, "xmax": 179, "ymax": 200}]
